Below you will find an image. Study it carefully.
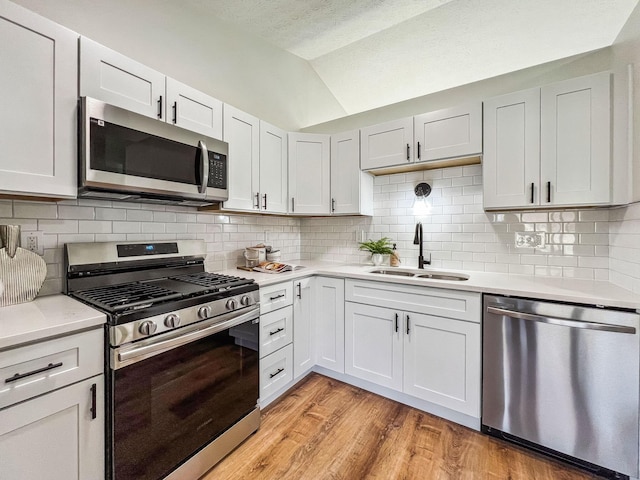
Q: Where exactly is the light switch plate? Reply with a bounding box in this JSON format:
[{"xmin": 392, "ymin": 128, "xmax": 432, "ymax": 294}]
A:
[{"xmin": 514, "ymin": 232, "xmax": 546, "ymax": 249}]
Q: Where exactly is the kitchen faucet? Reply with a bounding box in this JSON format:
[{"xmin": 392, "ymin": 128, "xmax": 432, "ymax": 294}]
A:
[{"xmin": 413, "ymin": 222, "xmax": 430, "ymax": 269}]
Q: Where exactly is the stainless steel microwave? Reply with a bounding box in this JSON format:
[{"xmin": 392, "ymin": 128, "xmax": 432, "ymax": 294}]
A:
[{"xmin": 79, "ymin": 97, "xmax": 228, "ymax": 206}]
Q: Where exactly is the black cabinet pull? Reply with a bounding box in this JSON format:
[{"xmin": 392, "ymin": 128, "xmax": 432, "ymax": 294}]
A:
[
  {"xmin": 269, "ymin": 367, "xmax": 284, "ymax": 378},
  {"xmin": 157, "ymin": 95, "xmax": 163, "ymax": 119},
  {"xmin": 269, "ymin": 327, "xmax": 285, "ymax": 336},
  {"xmin": 331, "ymin": 198, "xmax": 336, "ymax": 213},
  {"xmin": 395, "ymin": 313, "xmax": 399, "ymax": 333},
  {"xmin": 172, "ymin": 101, "xmax": 177, "ymax": 124},
  {"xmin": 255, "ymin": 192, "xmax": 260, "ymax": 209},
  {"xmin": 90, "ymin": 383, "xmax": 97, "ymax": 420},
  {"xmin": 406, "ymin": 143, "xmax": 410, "ymax": 161},
  {"xmin": 406, "ymin": 315, "xmax": 410, "ymax": 335},
  {"xmin": 291, "ymin": 198, "xmax": 295, "ymax": 212},
  {"xmin": 263, "ymin": 193, "xmax": 267, "ymax": 210},
  {"xmin": 5, "ymin": 362, "xmax": 63, "ymax": 383},
  {"xmin": 530, "ymin": 182, "xmax": 535, "ymax": 204},
  {"xmin": 546, "ymin": 181, "xmax": 551, "ymax": 203},
  {"xmin": 269, "ymin": 293, "xmax": 285, "ymax": 301},
  {"xmin": 417, "ymin": 142, "xmax": 421, "ymax": 160},
  {"xmin": 296, "ymin": 282, "xmax": 302, "ymax": 299}
]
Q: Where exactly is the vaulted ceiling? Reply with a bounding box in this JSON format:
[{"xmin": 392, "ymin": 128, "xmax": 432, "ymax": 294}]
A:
[{"xmin": 191, "ymin": 0, "xmax": 638, "ymax": 114}]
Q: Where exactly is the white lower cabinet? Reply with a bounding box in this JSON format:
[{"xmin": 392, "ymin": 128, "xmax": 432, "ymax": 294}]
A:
[
  {"xmin": 315, "ymin": 277, "xmax": 345, "ymax": 373},
  {"xmin": 260, "ymin": 343, "xmax": 293, "ymax": 401},
  {"xmin": 0, "ymin": 376, "xmax": 104, "ymax": 480},
  {"xmin": 259, "ymin": 305, "xmax": 293, "ymax": 358},
  {"xmin": 0, "ymin": 328, "xmax": 104, "ymax": 480},
  {"xmin": 345, "ymin": 279, "xmax": 481, "ymax": 418},
  {"xmin": 293, "ymin": 277, "xmax": 314, "ymax": 379}
]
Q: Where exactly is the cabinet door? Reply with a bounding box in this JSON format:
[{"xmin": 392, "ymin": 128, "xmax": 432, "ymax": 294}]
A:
[
  {"xmin": 0, "ymin": 1, "xmax": 77, "ymax": 198},
  {"xmin": 315, "ymin": 277, "xmax": 345, "ymax": 373},
  {"xmin": 345, "ymin": 303, "xmax": 403, "ymax": 391},
  {"xmin": 260, "ymin": 121, "xmax": 288, "ymax": 214},
  {"xmin": 331, "ymin": 130, "xmax": 373, "ymax": 216},
  {"xmin": 222, "ymin": 104, "xmax": 260, "ymax": 211},
  {"xmin": 541, "ymin": 72, "xmax": 611, "ymax": 206},
  {"xmin": 80, "ymin": 37, "xmax": 165, "ymax": 120},
  {"xmin": 414, "ymin": 102, "xmax": 482, "ymax": 162},
  {"xmin": 288, "ymin": 133, "xmax": 330, "ymax": 215},
  {"xmin": 260, "ymin": 344, "xmax": 293, "ymax": 402},
  {"xmin": 165, "ymin": 77, "xmax": 222, "ymax": 139},
  {"xmin": 0, "ymin": 375, "xmax": 104, "ymax": 480},
  {"xmin": 293, "ymin": 277, "xmax": 315, "ymax": 379},
  {"xmin": 403, "ymin": 313, "xmax": 480, "ymax": 417},
  {"xmin": 483, "ymin": 89, "xmax": 540, "ymax": 209},
  {"xmin": 360, "ymin": 117, "xmax": 413, "ymax": 170}
]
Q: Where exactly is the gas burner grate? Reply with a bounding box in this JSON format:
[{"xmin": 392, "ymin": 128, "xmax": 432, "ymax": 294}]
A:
[
  {"xmin": 171, "ymin": 272, "xmax": 254, "ymax": 291},
  {"xmin": 75, "ymin": 283, "xmax": 183, "ymax": 312}
]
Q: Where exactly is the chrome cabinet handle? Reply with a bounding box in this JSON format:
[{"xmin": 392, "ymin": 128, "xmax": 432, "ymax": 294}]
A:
[
  {"xmin": 198, "ymin": 140, "xmax": 209, "ymax": 194},
  {"xmin": 5, "ymin": 361, "xmax": 63, "ymax": 383},
  {"xmin": 486, "ymin": 305, "xmax": 636, "ymax": 334},
  {"xmin": 269, "ymin": 327, "xmax": 284, "ymax": 336},
  {"xmin": 270, "ymin": 367, "xmax": 284, "ymax": 378}
]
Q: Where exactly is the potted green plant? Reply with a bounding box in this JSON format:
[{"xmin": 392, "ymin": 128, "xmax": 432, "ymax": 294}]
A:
[{"xmin": 358, "ymin": 237, "xmax": 394, "ymax": 266}]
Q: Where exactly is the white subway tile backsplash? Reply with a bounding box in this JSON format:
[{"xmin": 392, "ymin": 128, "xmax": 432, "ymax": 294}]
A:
[{"xmin": 14, "ymin": 202, "xmax": 57, "ymax": 219}]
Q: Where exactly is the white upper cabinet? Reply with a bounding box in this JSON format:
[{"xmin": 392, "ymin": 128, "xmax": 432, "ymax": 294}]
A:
[
  {"xmin": 414, "ymin": 102, "xmax": 482, "ymax": 163},
  {"xmin": 80, "ymin": 37, "xmax": 223, "ymax": 138},
  {"xmin": 360, "ymin": 117, "xmax": 413, "ymax": 170},
  {"xmin": 288, "ymin": 132, "xmax": 330, "ymax": 215},
  {"xmin": 166, "ymin": 77, "xmax": 223, "ymax": 139},
  {"xmin": 540, "ymin": 72, "xmax": 611, "ymax": 206},
  {"xmin": 483, "ymin": 72, "xmax": 611, "ymax": 210},
  {"xmin": 259, "ymin": 121, "xmax": 288, "ymax": 214},
  {"xmin": 80, "ymin": 37, "xmax": 165, "ymax": 119},
  {"xmin": 483, "ymin": 88, "xmax": 541, "ymax": 209},
  {"xmin": 330, "ymin": 130, "xmax": 373, "ymax": 216},
  {"xmin": 223, "ymin": 105, "xmax": 260, "ymax": 211},
  {"xmin": 0, "ymin": 0, "xmax": 77, "ymax": 198}
]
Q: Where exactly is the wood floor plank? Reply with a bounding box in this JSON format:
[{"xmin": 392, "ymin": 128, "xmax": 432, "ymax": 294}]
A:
[{"xmin": 203, "ymin": 374, "xmax": 599, "ymax": 480}]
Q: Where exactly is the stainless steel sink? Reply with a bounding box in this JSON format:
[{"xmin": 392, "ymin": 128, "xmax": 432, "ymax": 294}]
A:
[
  {"xmin": 369, "ymin": 269, "xmax": 469, "ymax": 281},
  {"xmin": 369, "ymin": 269, "xmax": 415, "ymax": 277}
]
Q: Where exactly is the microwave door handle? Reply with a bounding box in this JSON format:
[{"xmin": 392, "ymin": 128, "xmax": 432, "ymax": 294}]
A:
[{"xmin": 198, "ymin": 140, "xmax": 209, "ymax": 194}]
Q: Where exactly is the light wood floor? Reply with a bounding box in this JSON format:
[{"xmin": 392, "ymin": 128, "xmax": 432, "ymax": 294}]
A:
[{"xmin": 204, "ymin": 373, "xmax": 598, "ymax": 480}]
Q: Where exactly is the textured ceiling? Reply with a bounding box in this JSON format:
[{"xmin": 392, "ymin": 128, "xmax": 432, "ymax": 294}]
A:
[
  {"xmin": 197, "ymin": 0, "xmax": 454, "ymax": 60},
  {"xmin": 195, "ymin": 0, "xmax": 638, "ymax": 116}
]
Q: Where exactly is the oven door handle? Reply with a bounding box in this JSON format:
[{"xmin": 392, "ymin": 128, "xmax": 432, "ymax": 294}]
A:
[{"xmin": 113, "ymin": 306, "xmax": 260, "ymax": 369}]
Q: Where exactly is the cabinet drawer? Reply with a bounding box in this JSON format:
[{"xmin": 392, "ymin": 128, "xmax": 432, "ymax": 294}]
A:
[
  {"xmin": 345, "ymin": 279, "xmax": 480, "ymax": 323},
  {"xmin": 260, "ymin": 305, "xmax": 293, "ymax": 358},
  {"xmin": 260, "ymin": 344, "xmax": 293, "ymax": 401},
  {"xmin": 0, "ymin": 328, "xmax": 103, "ymax": 409},
  {"xmin": 259, "ymin": 282, "xmax": 293, "ymax": 314}
]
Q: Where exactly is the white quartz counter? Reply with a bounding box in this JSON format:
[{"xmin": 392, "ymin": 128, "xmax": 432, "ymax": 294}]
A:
[
  {"xmin": 0, "ymin": 295, "xmax": 106, "ymax": 350},
  {"xmin": 216, "ymin": 262, "xmax": 640, "ymax": 311}
]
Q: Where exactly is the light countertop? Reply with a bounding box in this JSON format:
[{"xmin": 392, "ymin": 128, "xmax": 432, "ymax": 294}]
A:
[
  {"xmin": 217, "ymin": 261, "xmax": 640, "ymax": 310},
  {"xmin": 0, "ymin": 295, "xmax": 106, "ymax": 351}
]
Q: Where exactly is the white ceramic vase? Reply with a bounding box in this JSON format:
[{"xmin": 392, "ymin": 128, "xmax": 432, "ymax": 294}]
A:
[{"xmin": 371, "ymin": 253, "xmax": 384, "ymax": 266}]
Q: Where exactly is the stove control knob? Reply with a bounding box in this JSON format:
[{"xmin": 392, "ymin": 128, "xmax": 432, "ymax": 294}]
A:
[
  {"xmin": 240, "ymin": 295, "xmax": 252, "ymax": 306},
  {"xmin": 198, "ymin": 306, "xmax": 212, "ymax": 319},
  {"xmin": 225, "ymin": 299, "xmax": 238, "ymax": 311},
  {"xmin": 139, "ymin": 320, "xmax": 157, "ymax": 336},
  {"xmin": 164, "ymin": 314, "xmax": 181, "ymax": 328}
]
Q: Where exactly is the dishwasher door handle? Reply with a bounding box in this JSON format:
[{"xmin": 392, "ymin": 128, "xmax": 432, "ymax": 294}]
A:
[{"xmin": 486, "ymin": 305, "xmax": 636, "ymax": 334}]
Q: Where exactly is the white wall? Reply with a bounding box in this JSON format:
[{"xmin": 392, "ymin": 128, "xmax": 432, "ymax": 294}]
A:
[{"xmin": 11, "ymin": 0, "xmax": 346, "ymax": 131}]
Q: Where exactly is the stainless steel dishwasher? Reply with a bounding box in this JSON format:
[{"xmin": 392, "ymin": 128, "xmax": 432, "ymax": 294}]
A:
[{"xmin": 482, "ymin": 294, "xmax": 640, "ymax": 479}]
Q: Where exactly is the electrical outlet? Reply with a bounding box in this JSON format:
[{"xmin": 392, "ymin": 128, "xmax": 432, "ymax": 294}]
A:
[
  {"xmin": 20, "ymin": 231, "xmax": 45, "ymax": 255},
  {"xmin": 514, "ymin": 232, "xmax": 546, "ymax": 249}
]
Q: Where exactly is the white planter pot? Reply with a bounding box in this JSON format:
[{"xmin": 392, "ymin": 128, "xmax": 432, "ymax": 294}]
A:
[{"xmin": 371, "ymin": 253, "xmax": 384, "ymax": 266}]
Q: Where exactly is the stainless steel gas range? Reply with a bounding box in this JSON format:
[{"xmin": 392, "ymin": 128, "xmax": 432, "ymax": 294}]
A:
[{"xmin": 64, "ymin": 240, "xmax": 260, "ymax": 480}]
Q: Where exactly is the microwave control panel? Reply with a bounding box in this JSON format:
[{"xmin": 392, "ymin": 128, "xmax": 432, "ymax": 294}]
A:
[{"xmin": 208, "ymin": 153, "xmax": 227, "ymax": 189}]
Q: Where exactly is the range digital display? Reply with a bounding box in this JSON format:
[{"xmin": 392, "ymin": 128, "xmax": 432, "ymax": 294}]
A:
[{"xmin": 117, "ymin": 243, "xmax": 179, "ymax": 257}]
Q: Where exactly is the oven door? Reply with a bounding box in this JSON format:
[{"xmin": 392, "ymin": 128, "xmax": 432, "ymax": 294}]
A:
[
  {"xmin": 80, "ymin": 96, "xmax": 228, "ymax": 202},
  {"xmin": 108, "ymin": 306, "xmax": 259, "ymax": 480}
]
